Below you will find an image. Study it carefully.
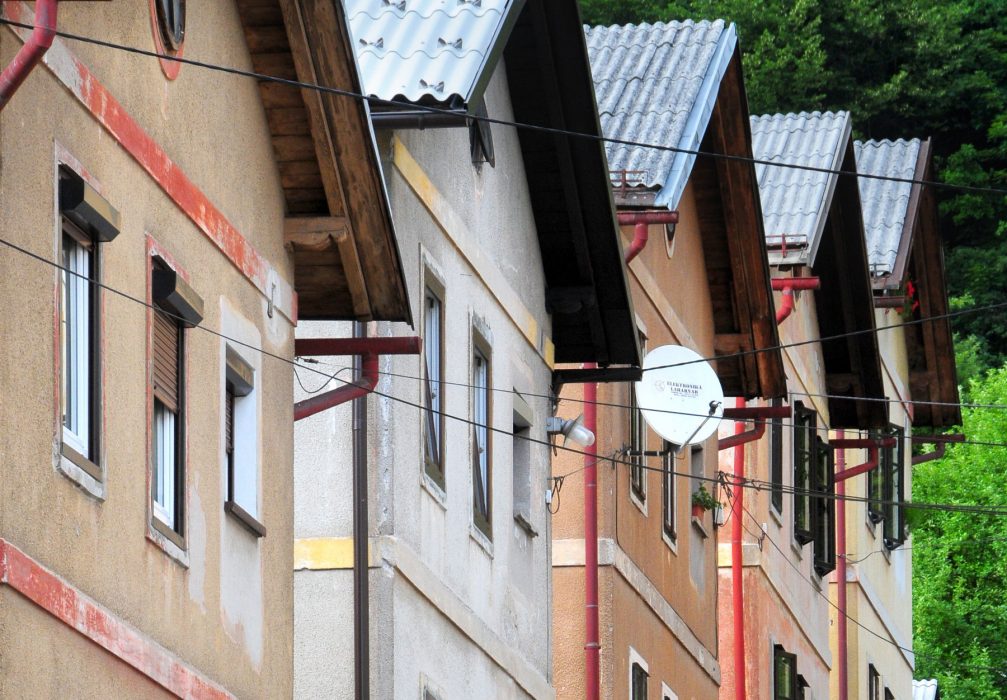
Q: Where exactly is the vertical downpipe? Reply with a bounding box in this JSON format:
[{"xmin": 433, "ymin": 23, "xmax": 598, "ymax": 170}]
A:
[
  {"xmin": 352, "ymin": 322, "xmax": 369, "ymax": 700},
  {"xmin": 836, "ymin": 430, "xmax": 848, "ymax": 700},
  {"xmin": 731, "ymin": 396, "xmax": 746, "ymax": 700},
  {"xmin": 584, "ymin": 364, "xmax": 600, "ymax": 700}
]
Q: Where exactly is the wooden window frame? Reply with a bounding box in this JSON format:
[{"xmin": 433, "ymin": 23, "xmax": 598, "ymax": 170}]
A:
[
  {"xmin": 793, "ymin": 403, "xmax": 816, "ymax": 545},
  {"xmin": 773, "ymin": 645, "xmax": 798, "ymax": 700},
  {"xmin": 662, "ymin": 441, "xmax": 676, "ymax": 542},
  {"xmin": 471, "ymin": 337, "xmax": 492, "ymax": 538},
  {"xmin": 423, "ymin": 284, "xmax": 446, "ymax": 488},
  {"xmin": 812, "ymin": 436, "xmax": 836, "ymax": 577},
  {"xmin": 769, "ymin": 396, "xmax": 785, "ymax": 514}
]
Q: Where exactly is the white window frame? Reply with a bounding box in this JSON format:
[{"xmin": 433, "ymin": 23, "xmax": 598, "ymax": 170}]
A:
[
  {"xmin": 629, "ymin": 646, "xmax": 649, "ymax": 700},
  {"xmin": 423, "ymin": 285, "xmax": 445, "ymax": 485},
  {"xmin": 224, "ymin": 345, "xmax": 262, "ymax": 535},
  {"xmin": 61, "ymin": 229, "xmax": 92, "ymax": 459},
  {"xmin": 472, "ymin": 342, "xmax": 491, "ymax": 536},
  {"xmin": 153, "ymin": 399, "xmax": 178, "ymax": 529}
]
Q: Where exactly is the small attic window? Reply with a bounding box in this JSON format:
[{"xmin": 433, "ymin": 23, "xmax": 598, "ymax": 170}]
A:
[{"xmin": 469, "ymin": 98, "xmax": 495, "ymax": 168}]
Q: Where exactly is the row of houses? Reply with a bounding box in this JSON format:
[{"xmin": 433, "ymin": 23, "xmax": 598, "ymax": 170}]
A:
[{"xmin": 0, "ymin": 2, "xmax": 958, "ymax": 699}]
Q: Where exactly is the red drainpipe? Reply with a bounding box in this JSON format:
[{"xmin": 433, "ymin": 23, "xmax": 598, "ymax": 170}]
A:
[
  {"xmin": 583, "ymin": 362, "xmax": 600, "ymax": 700},
  {"xmin": 911, "ymin": 434, "xmax": 965, "ymax": 465},
  {"xmin": 0, "ymin": 0, "xmax": 58, "ymax": 111},
  {"xmin": 581, "ymin": 209, "xmax": 678, "ymax": 700},
  {"xmin": 716, "ymin": 402, "xmax": 790, "ymax": 700},
  {"xmin": 771, "ymin": 276, "xmax": 820, "ymax": 324},
  {"xmin": 292, "ymin": 336, "xmax": 421, "ymax": 420},
  {"xmin": 828, "ymin": 435, "xmax": 896, "ymax": 700}
]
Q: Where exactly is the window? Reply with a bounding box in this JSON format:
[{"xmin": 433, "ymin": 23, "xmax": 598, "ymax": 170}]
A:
[
  {"xmin": 884, "ymin": 688, "xmax": 895, "ymax": 700},
  {"xmin": 149, "ymin": 255, "xmax": 203, "ymax": 547},
  {"xmin": 631, "ymin": 662, "xmax": 648, "ymax": 700},
  {"xmin": 774, "ymin": 645, "xmax": 798, "ymax": 700},
  {"xmin": 629, "ymin": 383, "xmax": 646, "ymax": 502},
  {"xmin": 769, "ymin": 396, "xmax": 784, "ymax": 514},
  {"xmin": 868, "ymin": 664, "xmax": 881, "ymax": 700},
  {"xmin": 867, "ymin": 429, "xmax": 886, "ymax": 524},
  {"xmin": 812, "ymin": 436, "xmax": 836, "ymax": 577},
  {"xmin": 662, "ymin": 441, "xmax": 676, "ymax": 542},
  {"xmin": 472, "ymin": 343, "xmax": 491, "ymax": 537},
  {"xmin": 797, "ymin": 675, "xmax": 810, "ymax": 700},
  {"xmin": 57, "ymin": 167, "xmax": 119, "ymax": 481},
  {"xmin": 883, "ymin": 426, "xmax": 906, "ymax": 550},
  {"xmin": 512, "ymin": 392, "xmax": 535, "ymax": 535},
  {"xmin": 60, "ymin": 222, "xmax": 99, "ymax": 476},
  {"xmin": 224, "ymin": 346, "xmax": 264, "ymax": 537},
  {"xmin": 793, "ymin": 403, "xmax": 816, "ymax": 545},
  {"xmin": 423, "ymin": 286, "xmax": 445, "ymax": 487}
]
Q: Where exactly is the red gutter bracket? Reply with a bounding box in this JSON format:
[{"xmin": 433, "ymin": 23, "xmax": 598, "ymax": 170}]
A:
[
  {"xmin": 911, "ymin": 434, "xmax": 965, "ymax": 466},
  {"xmin": 0, "ymin": 0, "xmax": 58, "ymax": 111},
  {"xmin": 293, "ymin": 336, "xmax": 421, "ymax": 421},
  {"xmin": 717, "ymin": 404, "xmax": 791, "ymax": 451}
]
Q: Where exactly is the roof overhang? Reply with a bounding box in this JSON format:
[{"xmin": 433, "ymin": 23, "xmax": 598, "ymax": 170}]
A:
[
  {"xmin": 504, "ymin": 0, "xmax": 639, "ymax": 365},
  {"xmin": 237, "ymin": 0, "xmax": 411, "ymax": 323},
  {"xmin": 811, "ymin": 140, "xmax": 887, "ymax": 428},
  {"xmin": 695, "ymin": 49, "xmax": 786, "ymax": 399},
  {"xmin": 899, "ymin": 141, "xmax": 961, "ymax": 426}
]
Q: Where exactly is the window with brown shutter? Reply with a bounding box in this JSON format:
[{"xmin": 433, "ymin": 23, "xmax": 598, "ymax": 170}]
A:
[{"xmin": 152, "ymin": 308, "xmax": 180, "ymax": 411}]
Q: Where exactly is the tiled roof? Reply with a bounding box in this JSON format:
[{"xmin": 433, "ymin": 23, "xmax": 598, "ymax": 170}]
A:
[
  {"xmin": 585, "ymin": 19, "xmax": 736, "ymax": 209},
  {"xmin": 750, "ymin": 111, "xmax": 852, "ymax": 266},
  {"xmin": 345, "ymin": 0, "xmax": 517, "ymax": 107},
  {"xmin": 855, "ymin": 138, "xmax": 922, "ymax": 277}
]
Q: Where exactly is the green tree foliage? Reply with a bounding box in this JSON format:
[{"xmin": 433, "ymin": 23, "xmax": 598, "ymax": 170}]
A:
[
  {"xmin": 578, "ymin": 0, "xmax": 1007, "ymax": 370},
  {"xmin": 912, "ymin": 367, "xmax": 1007, "ymax": 698}
]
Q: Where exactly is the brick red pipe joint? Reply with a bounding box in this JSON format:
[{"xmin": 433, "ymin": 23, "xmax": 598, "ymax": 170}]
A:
[
  {"xmin": 0, "ymin": 0, "xmax": 58, "ymax": 111},
  {"xmin": 717, "ymin": 404, "xmax": 791, "ymax": 451},
  {"xmin": 617, "ymin": 211, "xmax": 679, "ymax": 264},
  {"xmin": 293, "ymin": 337, "xmax": 422, "ymax": 421},
  {"xmin": 911, "ymin": 434, "xmax": 965, "ymax": 465},
  {"xmin": 771, "ymin": 276, "xmax": 820, "ymax": 324}
]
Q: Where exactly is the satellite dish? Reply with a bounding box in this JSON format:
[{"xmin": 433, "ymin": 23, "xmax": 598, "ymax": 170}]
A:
[{"xmin": 635, "ymin": 345, "xmax": 724, "ymax": 446}]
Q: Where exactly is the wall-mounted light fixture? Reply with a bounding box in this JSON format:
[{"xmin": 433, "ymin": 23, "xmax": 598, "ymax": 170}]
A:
[{"xmin": 546, "ymin": 414, "xmax": 595, "ymax": 447}]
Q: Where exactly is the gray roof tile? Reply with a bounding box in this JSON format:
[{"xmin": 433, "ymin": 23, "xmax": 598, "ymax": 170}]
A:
[
  {"xmin": 750, "ymin": 111, "xmax": 852, "ymax": 266},
  {"xmin": 585, "ymin": 19, "xmax": 736, "ymax": 209},
  {"xmin": 854, "ymin": 138, "xmax": 922, "ymax": 277},
  {"xmin": 345, "ymin": 0, "xmax": 516, "ymax": 106}
]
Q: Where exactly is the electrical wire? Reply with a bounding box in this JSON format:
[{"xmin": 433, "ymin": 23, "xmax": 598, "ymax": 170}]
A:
[
  {"xmin": 5, "ymin": 234, "xmax": 1007, "ymax": 517},
  {"xmin": 737, "ymin": 505, "xmax": 1007, "ymax": 674},
  {"xmin": 2, "ymin": 16, "xmax": 1007, "ymax": 200}
]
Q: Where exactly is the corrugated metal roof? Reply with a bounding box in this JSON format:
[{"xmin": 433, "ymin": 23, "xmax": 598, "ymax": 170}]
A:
[
  {"xmin": 855, "ymin": 138, "xmax": 922, "ymax": 277},
  {"xmin": 750, "ymin": 111, "xmax": 852, "ymax": 266},
  {"xmin": 913, "ymin": 679, "xmax": 939, "ymax": 700},
  {"xmin": 585, "ymin": 19, "xmax": 736, "ymax": 209},
  {"xmin": 345, "ymin": 0, "xmax": 518, "ymax": 106}
]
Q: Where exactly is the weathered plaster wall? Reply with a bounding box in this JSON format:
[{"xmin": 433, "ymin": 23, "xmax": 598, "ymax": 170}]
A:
[
  {"xmin": 294, "ymin": 62, "xmax": 554, "ymax": 698},
  {"xmin": 0, "ymin": 3, "xmax": 293, "ymax": 697}
]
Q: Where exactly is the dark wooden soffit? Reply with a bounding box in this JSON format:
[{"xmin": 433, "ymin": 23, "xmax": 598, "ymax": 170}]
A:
[
  {"xmin": 237, "ymin": 0, "xmax": 411, "ymax": 323},
  {"xmin": 904, "ymin": 141, "xmax": 961, "ymax": 427},
  {"xmin": 702, "ymin": 50, "xmax": 786, "ymax": 400},
  {"xmin": 813, "ymin": 142, "xmax": 887, "ymax": 429},
  {"xmin": 503, "ymin": 0, "xmax": 639, "ymax": 366}
]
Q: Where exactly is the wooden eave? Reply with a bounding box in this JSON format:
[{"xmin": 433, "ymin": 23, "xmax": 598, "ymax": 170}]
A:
[
  {"xmin": 237, "ymin": 0, "xmax": 411, "ymax": 323},
  {"xmin": 902, "ymin": 141, "xmax": 961, "ymax": 427},
  {"xmin": 700, "ymin": 50, "xmax": 786, "ymax": 400},
  {"xmin": 812, "ymin": 141, "xmax": 887, "ymax": 429},
  {"xmin": 503, "ymin": 0, "xmax": 639, "ymax": 366}
]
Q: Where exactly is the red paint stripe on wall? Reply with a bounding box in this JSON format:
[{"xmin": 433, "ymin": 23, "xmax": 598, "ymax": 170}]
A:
[
  {"xmin": 1, "ymin": 3, "xmax": 296, "ymax": 323},
  {"xmin": 0, "ymin": 539, "xmax": 235, "ymax": 700}
]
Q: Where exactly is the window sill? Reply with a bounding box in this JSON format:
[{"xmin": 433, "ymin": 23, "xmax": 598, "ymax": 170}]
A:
[
  {"xmin": 769, "ymin": 504, "xmax": 784, "ymax": 529},
  {"xmin": 421, "ymin": 472, "xmax": 447, "ymax": 510},
  {"xmin": 514, "ymin": 511, "xmax": 538, "ymax": 538},
  {"xmin": 225, "ymin": 500, "xmax": 267, "ymax": 538},
  {"xmin": 57, "ymin": 447, "xmax": 105, "ymax": 501},
  {"xmin": 630, "ymin": 489, "xmax": 648, "ymax": 517},
  {"xmin": 470, "ymin": 522, "xmax": 494, "ymax": 558},
  {"xmin": 662, "ymin": 528, "xmax": 678, "ymax": 555},
  {"xmin": 147, "ymin": 519, "xmax": 189, "ymax": 568},
  {"xmin": 691, "ymin": 515, "xmax": 709, "ymax": 539}
]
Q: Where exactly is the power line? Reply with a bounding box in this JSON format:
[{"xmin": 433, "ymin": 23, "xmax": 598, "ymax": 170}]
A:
[
  {"xmin": 2, "ymin": 16, "xmax": 1007, "ymax": 199},
  {"xmin": 737, "ymin": 506, "xmax": 1007, "ymax": 675},
  {"xmin": 6, "ymin": 233, "xmax": 1007, "ymax": 518}
]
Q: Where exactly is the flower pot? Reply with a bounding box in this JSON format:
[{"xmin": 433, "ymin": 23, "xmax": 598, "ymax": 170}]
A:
[{"xmin": 692, "ymin": 504, "xmax": 706, "ymax": 519}]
